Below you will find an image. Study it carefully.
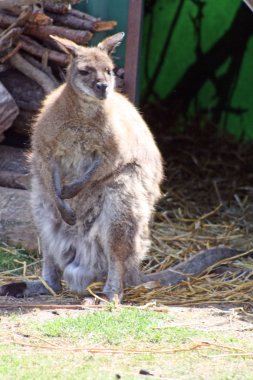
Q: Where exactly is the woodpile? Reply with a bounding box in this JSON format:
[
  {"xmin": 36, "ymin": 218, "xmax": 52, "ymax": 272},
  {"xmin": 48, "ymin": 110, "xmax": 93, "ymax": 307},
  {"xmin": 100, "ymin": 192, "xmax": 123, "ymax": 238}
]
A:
[
  {"xmin": 0, "ymin": 145, "xmax": 36, "ymax": 249},
  {"xmin": 0, "ymin": 0, "xmax": 121, "ymax": 142},
  {"xmin": 0, "ymin": 1, "xmax": 123, "ymax": 250}
]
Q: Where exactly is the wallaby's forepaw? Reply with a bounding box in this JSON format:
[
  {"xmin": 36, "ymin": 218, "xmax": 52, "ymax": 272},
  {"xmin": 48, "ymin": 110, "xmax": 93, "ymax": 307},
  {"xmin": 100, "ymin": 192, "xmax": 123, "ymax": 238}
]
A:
[
  {"xmin": 61, "ymin": 185, "xmax": 70, "ymax": 199},
  {"xmin": 61, "ymin": 181, "xmax": 80, "ymax": 199},
  {"xmin": 60, "ymin": 203, "xmax": 77, "ymax": 225},
  {"xmin": 60, "ymin": 155, "xmax": 102, "ymax": 200},
  {"xmin": 0, "ymin": 282, "xmax": 27, "ymax": 297}
]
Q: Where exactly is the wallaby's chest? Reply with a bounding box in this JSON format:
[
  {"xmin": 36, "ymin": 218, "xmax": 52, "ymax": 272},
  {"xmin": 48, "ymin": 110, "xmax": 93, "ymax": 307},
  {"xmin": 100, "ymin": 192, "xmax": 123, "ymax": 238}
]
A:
[
  {"xmin": 59, "ymin": 142, "xmax": 93, "ymax": 181},
  {"xmin": 54, "ymin": 129, "xmax": 115, "ymax": 182},
  {"xmin": 55, "ymin": 118, "xmax": 114, "ymax": 151}
]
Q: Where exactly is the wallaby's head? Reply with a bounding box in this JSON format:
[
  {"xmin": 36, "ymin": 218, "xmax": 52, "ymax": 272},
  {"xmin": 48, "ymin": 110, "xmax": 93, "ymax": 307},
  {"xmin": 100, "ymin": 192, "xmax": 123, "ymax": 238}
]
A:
[{"xmin": 51, "ymin": 33, "xmax": 124, "ymax": 100}]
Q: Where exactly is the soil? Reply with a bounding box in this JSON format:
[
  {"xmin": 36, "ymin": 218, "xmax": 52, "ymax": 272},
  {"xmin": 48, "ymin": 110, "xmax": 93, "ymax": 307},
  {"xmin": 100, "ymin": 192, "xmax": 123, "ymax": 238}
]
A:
[{"xmin": 1, "ymin": 296, "xmax": 253, "ymax": 345}]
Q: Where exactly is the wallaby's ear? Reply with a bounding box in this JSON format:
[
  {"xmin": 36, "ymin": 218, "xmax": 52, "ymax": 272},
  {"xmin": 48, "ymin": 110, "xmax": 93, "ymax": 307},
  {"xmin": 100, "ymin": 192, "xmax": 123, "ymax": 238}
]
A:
[
  {"xmin": 50, "ymin": 35, "xmax": 79, "ymax": 56},
  {"xmin": 98, "ymin": 32, "xmax": 125, "ymax": 56}
]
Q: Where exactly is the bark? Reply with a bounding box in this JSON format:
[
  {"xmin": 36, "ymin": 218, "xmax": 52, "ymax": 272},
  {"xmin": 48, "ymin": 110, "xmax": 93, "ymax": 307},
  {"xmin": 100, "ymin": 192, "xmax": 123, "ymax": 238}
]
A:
[
  {"xmin": 0, "ymin": 41, "xmax": 22, "ymax": 63},
  {"xmin": 10, "ymin": 52, "xmax": 57, "ymax": 94},
  {"xmin": 20, "ymin": 35, "xmax": 69, "ymax": 66},
  {"xmin": 69, "ymin": 8, "xmax": 100, "ymax": 22},
  {"xmin": 0, "ymin": 12, "xmax": 93, "ymax": 45},
  {"xmin": 92, "ymin": 20, "xmax": 118, "ymax": 32},
  {"xmin": 0, "ymin": 9, "xmax": 31, "ymax": 30},
  {"xmin": 0, "ymin": 26, "xmax": 22, "ymax": 52},
  {"xmin": 25, "ymin": 23, "xmax": 93, "ymax": 45},
  {"xmin": 47, "ymin": 12, "xmax": 94, "ymax": 31},
  {"xmin": 47, "ymin": 13, "xmax": 116, "ymax": 33},
  {"xmin": 0, "ymin": 145, "xmax": 29, "ymax": 174},
  {"xmin": 0, "ymin": 0, "xmax": 42, "ymax": 8},
  {"xmin": 0, "ymin": 81, "xmax": 19, "ymax": 134},
  {"xmin": 0, "ymin": 69, "xmax": 45, "ymax": 111},
  {"xmin": 0, "ymin": 0, "xmax": 79, "ymax": 8},
  {"xmin": 0, "ymin": 170, "xmax": 30, "ymax": 189},
  {"xmin": 44, "ymin": 2, "xmax": 69, "ymax": 14}
]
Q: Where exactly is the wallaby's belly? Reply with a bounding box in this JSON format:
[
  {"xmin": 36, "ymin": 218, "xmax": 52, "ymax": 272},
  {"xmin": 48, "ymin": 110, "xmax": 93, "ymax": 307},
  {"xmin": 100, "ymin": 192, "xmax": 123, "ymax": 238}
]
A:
[{"xmin": 31, "ymin": 168, "xmax": 151, "ymax": 293}]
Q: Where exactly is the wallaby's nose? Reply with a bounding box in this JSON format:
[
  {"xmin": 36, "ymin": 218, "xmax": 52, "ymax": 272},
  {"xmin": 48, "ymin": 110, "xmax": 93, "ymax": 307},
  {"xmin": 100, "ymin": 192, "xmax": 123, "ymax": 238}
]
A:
[{"xmin": 95, "ymin": 82, "xmax": 108, "ymax": 96}]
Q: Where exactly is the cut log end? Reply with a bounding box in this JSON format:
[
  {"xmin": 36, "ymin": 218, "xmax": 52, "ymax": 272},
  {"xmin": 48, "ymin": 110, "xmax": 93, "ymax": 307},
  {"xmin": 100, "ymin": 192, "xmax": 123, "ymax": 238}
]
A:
[{"xmin": 0, "ymin": 82, "xmax": 19, "ymax": 134}]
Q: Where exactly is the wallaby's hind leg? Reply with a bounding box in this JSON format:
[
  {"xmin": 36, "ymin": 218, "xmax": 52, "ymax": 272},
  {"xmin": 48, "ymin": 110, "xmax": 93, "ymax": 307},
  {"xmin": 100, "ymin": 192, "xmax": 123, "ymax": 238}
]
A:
[
  {"xmin": 0, "ymin": 249, "xmax": 61, "ymax": 298},
  {"xmin": 102, "ymin": 219, "xmax": 139, "ymax": 301},
  {"xmin": 103, "ymin": 258, "xmax": 124, "ymax": 302}
]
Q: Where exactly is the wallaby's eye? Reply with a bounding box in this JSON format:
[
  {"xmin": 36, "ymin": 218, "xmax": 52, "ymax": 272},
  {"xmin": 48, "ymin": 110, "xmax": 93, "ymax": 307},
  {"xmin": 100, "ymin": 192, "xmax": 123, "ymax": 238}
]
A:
[
  {"xmin": 105, "ymin": 68, "xmax": 112, "ymax": 75},
  {"xmin": 79, "ymin": 69, "xmax": 89, "ymax": 76}
]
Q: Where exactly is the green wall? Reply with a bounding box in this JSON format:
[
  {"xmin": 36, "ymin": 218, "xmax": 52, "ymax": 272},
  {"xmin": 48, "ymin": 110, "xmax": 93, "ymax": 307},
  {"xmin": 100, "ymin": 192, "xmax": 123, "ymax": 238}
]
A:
[
  {"xmin": 141, "ymin": 0, "xmax": 253, "ymax": 140},
  {"xmin": 76, "ymin": 0, "xmax": 128, "ymax": 67}
]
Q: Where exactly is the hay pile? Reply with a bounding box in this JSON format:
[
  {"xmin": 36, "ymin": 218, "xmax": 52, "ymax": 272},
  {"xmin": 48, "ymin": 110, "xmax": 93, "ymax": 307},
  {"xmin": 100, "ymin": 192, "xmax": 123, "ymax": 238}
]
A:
[
  {"xmin": 1, "ymin": 127, "xmax": 253, "ymax": 307},
  {"xmin": 126, "ymin": 127, "xmax": 253, "ymax": 306}
]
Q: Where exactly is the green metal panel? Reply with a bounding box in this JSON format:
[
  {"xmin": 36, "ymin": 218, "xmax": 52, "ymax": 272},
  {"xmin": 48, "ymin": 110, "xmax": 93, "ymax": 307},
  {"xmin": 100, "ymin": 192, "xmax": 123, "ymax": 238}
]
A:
[
  {"xmin": 141, "ymin": 0, "xmax": 253, "ymax": 140},
  {"xmin": 74, "ymin": 0, "xmax": 129, "ymax": 67}
]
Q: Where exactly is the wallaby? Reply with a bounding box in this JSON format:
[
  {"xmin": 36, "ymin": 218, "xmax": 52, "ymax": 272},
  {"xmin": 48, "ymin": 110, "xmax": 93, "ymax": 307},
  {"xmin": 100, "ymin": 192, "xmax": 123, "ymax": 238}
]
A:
[{"xmin": 0, "ymin": 33, "xmax": 239, "ymax": 301}]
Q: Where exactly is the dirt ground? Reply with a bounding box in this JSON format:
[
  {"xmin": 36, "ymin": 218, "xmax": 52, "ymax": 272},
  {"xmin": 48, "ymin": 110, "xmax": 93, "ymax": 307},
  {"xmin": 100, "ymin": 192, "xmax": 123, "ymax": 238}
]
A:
[{"xmin": 1, "ymin": 295, "xmax": 253, "ymax": 341}]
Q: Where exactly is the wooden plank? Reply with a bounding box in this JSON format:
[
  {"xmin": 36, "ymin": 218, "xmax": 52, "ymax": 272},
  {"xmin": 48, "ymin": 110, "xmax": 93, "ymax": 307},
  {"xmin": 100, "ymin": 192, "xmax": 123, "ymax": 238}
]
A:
[{"xmin": 124, "ymin": 0, "xmax": 143, "ymax": 103}]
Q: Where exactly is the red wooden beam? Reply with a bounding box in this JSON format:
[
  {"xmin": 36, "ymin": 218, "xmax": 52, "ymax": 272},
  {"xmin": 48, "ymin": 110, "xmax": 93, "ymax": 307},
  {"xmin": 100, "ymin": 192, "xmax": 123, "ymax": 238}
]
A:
[{"xmin": 124, "ymin": 0, "xmax": 143, "ymax": 103}]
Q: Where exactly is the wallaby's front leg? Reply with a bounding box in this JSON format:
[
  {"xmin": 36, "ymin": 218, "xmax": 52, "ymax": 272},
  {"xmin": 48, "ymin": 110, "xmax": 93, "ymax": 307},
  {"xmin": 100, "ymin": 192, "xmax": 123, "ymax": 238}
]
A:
[
  {"xmin": 52, "ymin": 154, "xmax": 101, "ymax": 225},
  {"xmin": 61, "ymin": 155, "xmax": 102, "ymax": 199},
  {"xmin": 52, "ymin": 160, "xmax": 76, "ymax": 225}
]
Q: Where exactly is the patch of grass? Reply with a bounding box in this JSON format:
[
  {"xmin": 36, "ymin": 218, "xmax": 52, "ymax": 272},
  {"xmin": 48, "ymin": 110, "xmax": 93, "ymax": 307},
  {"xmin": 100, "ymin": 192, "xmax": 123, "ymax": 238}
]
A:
[
  {"xmin": 0, "ymin": 244, "xmax": 36, "ymax": 273},
  {"xmin": 2, "ymin": 307, "xmax": 253, "ymax": 380},
  {"xmin": 0, "ymin": 346, "xmax": 129, "ymax": 380},
  {"xmin": 0, "ymin": 344, "xmax": 177, "ymax": 380},
  {"xmin": 2, "ymin": 343, "xmax": 253, "ymax": 380},
  {"xmin": 36, "ymin": 308, "xmax": 211, "ymax": 346}
]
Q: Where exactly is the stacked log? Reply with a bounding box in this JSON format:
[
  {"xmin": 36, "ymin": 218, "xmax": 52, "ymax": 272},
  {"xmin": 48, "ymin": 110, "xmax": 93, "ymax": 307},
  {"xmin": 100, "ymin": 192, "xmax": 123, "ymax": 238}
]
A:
[
  {"xmin": 0, "ymin": 0, "xmax": 121, "ymax": 140},
  {"xmin": 0, "ymin": 145, "xmax": 35, "ymax": 249},
  {"xmin": 0, "ymin": 82, "xmax": 19, "ymax": 140}
]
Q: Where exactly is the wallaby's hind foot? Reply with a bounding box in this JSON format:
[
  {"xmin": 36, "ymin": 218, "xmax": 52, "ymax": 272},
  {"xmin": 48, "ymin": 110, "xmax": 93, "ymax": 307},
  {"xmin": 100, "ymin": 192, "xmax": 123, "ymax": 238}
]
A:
[
  {"xmin": 0, "ymin": 280, "xmax": 61, "ymax": 298},
  {"xmin": 102, "ymin": 286, "xmax": 123, "ymax": 303},
  {"xmin": 102, "ymin": 271, "xmax": 124, "ymax": 302},
  {"xmin": 82, "ymin": 294, "xmax": 111, "ymax": 305},
  {"xmin": 0, "ymin": 282, "xmax": 27, "ymax": 298}
]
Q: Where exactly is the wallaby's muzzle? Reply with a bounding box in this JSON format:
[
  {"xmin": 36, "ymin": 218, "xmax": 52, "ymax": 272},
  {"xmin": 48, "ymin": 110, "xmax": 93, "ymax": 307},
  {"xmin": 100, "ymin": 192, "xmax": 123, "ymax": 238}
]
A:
[{"xmin": 95, "ymin": 82, "xmax": 108, "ymax": 99}]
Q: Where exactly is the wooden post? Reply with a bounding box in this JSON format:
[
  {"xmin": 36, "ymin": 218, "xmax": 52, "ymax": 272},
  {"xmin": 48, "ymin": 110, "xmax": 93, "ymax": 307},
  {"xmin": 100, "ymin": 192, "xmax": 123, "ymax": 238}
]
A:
[{"xmin": 124, "ymin": 0, "xmax": 143, "ymax": 104}]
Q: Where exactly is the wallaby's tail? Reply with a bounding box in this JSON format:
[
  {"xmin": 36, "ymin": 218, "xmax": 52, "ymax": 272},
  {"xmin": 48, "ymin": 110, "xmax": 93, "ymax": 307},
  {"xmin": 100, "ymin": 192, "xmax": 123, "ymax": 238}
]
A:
[
  {"xmin": 140, "ymin": 247, "xmax": 242, "ymax": 286},
  {"xmin": 0, "ymin": 280, "xmax": 59, "ymax": 298}
]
